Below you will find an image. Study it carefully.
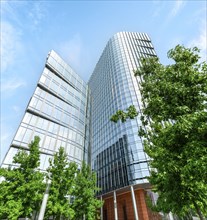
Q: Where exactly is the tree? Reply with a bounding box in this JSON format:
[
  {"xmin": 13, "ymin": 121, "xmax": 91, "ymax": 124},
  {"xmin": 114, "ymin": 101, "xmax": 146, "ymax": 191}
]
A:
[
  {"xmin": 72, "ymin": 161, "xmax": 103, "ymax": 220},
  {"xmin": 44, "ymin": 147, "xmax": 78, "ymax": 220},
  {"xmin": 0, "ymin": 136, "xmax": 45, "ymax": 220},
  {"xmin": 111, "ymin": 105, "xmax": 138, "ymax": 123},
  {"xmin": 111, "ymin": 45, "xmax": 207, "ymax": 219}
]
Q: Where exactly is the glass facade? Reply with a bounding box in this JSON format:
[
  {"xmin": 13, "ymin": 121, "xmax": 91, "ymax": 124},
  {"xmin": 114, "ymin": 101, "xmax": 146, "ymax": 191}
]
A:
[
  {"xmin": 2, "ymin": 50, "xmax": 89, "ymax": 170},
  {"xmin": 2, "ymin": 32, "xmax": 157, "ymax": 196},
  {"xmin": 89, "ymin": 32, "xmax": 157, "ymax": 194}
]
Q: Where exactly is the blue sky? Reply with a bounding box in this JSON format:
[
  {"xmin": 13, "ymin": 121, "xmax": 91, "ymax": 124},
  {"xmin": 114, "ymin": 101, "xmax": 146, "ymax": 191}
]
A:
[{"xmin": 1, "ymin": 0, "xmax": 207, "ymax": 162}]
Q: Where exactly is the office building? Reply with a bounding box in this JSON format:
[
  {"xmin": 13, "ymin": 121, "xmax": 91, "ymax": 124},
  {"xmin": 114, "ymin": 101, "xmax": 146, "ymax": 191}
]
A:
[
  {"xmin": 89, "ymin": 32, "xmax": 159, "ymax": 220},
  {"xmin": 2, "ymin": 50, "xmax": 90, "ymax": 170},
  {"xmin": 2, "ymin": 32, "xmax": 160, "ymax": 219}
]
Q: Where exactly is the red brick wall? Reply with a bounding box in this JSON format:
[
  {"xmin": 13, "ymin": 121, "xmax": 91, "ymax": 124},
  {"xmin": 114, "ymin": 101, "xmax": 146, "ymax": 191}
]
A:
[
  {"xmin": 135, "ymin": 189, "xmax": 149, "ymax": 220},
  {"xmin": 117, "ymin": 192, "xmax": 135, "ymax": 220},
  {"xmin": 103, "ymin": 197, "xmax": 114, "ymax": 220},
  {"xmin": 102, "ymin": 189, "xmax": 161, "ymax": 220}
]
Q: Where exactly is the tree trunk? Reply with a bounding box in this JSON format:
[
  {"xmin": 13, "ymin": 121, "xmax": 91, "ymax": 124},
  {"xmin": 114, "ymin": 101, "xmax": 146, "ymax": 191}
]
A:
[{"xmin": 193, "ymin": 201, "xmax": 204, "ymax": 220}]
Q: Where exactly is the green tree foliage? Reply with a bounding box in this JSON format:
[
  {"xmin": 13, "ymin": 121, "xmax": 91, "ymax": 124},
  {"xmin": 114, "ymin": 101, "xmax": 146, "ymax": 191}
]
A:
[
  {"xmin": 72, "ymin": 161, "xmax": 103, "ymax": 220},
  {"xmin": 44, "ymin": 147, "xmax": 78, "ymax": 220},
  {"xmin": 44, "ymin": 150, "xmax": 102, "ymax": 220},
  {"xmin": 0, "ymin": 136, "xmax": 45, "ymax": 220},
  {"xmin": 110, "ymin": 105, "xmax": 138, "ymax": 123},
  {"xmin": 112, "ymin": 45, "xmax": 207, "ymax": 219}
]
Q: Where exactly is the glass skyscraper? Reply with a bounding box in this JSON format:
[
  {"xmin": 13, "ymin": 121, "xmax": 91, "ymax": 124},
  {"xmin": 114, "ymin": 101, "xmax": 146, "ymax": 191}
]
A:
[
  {"xmin": 89, "ymin": 31, "xmax": 156, "ymax": 190},
  {"xmin": 2, "ymin": 32, "xmax": 161, "ymax": 220},
  {"xmin": 2, "ymin": 50, "xmax": 90, "ymax": 170},
  {"xmin": 89, "ymin": 32, "xmax": 159, "ymax": 220}
]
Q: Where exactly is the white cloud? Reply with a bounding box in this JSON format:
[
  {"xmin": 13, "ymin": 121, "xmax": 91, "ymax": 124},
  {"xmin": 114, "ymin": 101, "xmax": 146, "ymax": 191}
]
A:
[
  {"xmin": 0, "ymin": 119, "xmax": 13, "ymax": 163},
  {"xmin": 1, "ymin": 78, "xmax": 26, "ymax": 93},
  {"xmin": 1, "ymin": 21, "xmax": 23, "ymax": 73},
  {"xmin": 169, "ymin": 0, "xmax": 186, "ymax": 18},
  {"xmin": 28, "ymin": 2, "xmax": 47, "ymax": 31},
  {"xmin": 12, "ymin": 105, "xmax": 21, "ymax": 113},
  {"xmin": 1, "ymin": 1, "xmax": 24, "ymax": 27},
  {"xmin": 152, "ymin": 1, "xmax": 166, "ymax": 18},
  {"xmin": 0, "ymin": 128, "xmax": 13, "ymax": 163},
  {"xmin": 188, "ymin": 22, "xmax": 207, "ymax": 62},
  {"xmin": 1, "ymin": 132, "xmax": 10, "ymax": 143},
  {"xmin": 58, "ymin": 34, "xmax": 82, "ymax": 71},
  {"xmin": 1, "ymin": 1, "xmax": 47, "ymax": 31},
  {"xmin": 187, "ymin": 5, "xmax": 207, "ymax": 62},
  {"xmin": 159, "ymin": 0, "xmax": 186, "ymax": 27}
]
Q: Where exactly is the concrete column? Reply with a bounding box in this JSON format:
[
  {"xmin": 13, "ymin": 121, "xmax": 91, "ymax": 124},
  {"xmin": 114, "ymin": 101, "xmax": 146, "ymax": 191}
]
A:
[
  {"xmin": 68, "ymin": 195, "xmax": 71, "ymax": 204},
  {"xmin": 169, "ymin": 212, "xmax": 174, "ymax": 220},
  {"xmin": 100, "ymin": 196, "xmax": 103, "ymax": 220},
  {"xmin": 130, "ymin": 185, "xmax": 139, "ymax": 220},
  {"xmin": 38, "ymin": 179, "xmax": 51, "ymax": 220},
  {"xmin": 113, "ymin": 190, "xmax": 118, "ymax": 220}
]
